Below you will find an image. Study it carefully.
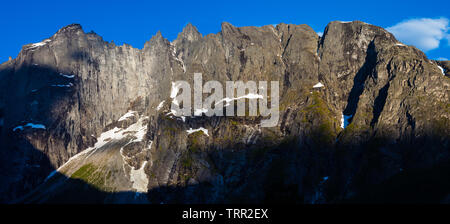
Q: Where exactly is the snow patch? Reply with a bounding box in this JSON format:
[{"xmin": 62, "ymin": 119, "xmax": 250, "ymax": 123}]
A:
[
  {"xmin": 26, "ymin": 39, "xmax": 51, "ymax": 50},
  {"xmin": 13, "ymin": 123, "xmax": 46, "ymax": 131},
  {"xmin": 186, "ymin": 127, "xmax": 209, "ymax": 136},
  {"xmin": 313, "ymin": 82, "xmax": 324, "ymax": 88},
  {"xmin": 59, "ymin": 73, "xmax": 75, "ymax": 78},
  {"xmin": 83, "ymin": 116, "xmax": 149, "ymax": 161},
  {"xmin": 44, "ymin": 170, "xmax": 58, "ymax": 182},
  {"xmin": 51, "ymin": 83, "xmax": 73, "ymax": 88},
  {"xmin": 51, "ymin": 116, "xmax": 148, "ymax": 175},
  {"xmin": 170, "ymin": 43, "xmax": 186, "ymax": 73},
  {"xmin": 132, "ymin": 123, "xmax": 147, "ymax": 143},
  {"xmin": 90, "ymin": 127, "xmax": 121, "ymax": 149},
  {"xmin": 437, "ymin": 65, "xmax": 446, "ymax": 76},
  {"xmin": 92, "ymin": 117, "xmax": 147, "ymax": 150},
  {"xmin": 118, "ymin": 111, "xmax": 137, "ymax": 121},
  {"xmin": 215, "ymin": 93, "xmax": 264, "ymax": 107},
  {"xmin": 395, "ymin": 43, "xmax": 406, "ymax": 47},
  {"xmin": 341, "ymin": 114, "xmax": 353, "ymax": 129},
  {"xmin": 156, "ymin": 101, "xmax": 165, "ymax": 111},
  {"xmin": 130, "ymin": 161, "xmax": 149, "ymax": 192},
  {"xmin": 170, "ymin": 82, "xmax": 182, "ymax": 106}
]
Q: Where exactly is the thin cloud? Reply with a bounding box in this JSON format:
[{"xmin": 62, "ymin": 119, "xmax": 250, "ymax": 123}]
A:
[{"xmin": 387, "ymin": 17, "xmax": 449, "ymax": 51}]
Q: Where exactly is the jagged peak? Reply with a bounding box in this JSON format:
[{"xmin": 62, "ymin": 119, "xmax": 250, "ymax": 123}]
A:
[
  {"xmin": 183, "ymin": 23, "xmax": 199, "ymax": 34},
  {"xmin": 56, "ymin": 24, "xmax": 83, "ymax": 34},
  {"xmin": 325, "ymin": 20, "xmax": 388, "ymax": 32},
  {"xmin": 221, "ymin": 21, "xmax": 234, "ymax": 27},
  {"xmin": 175, "ymin": 23, "xmax": 202, "ymax": 42},
  {"xmin": 18, "ymin": 24, "xmax": 85, "ymax": 53},
  {"xmin": 326, "ymin": 20, "xmax": 374, "ymax": 28},
  {"xmin": 322, "ymin": 20, "xmax": 395, "ymax": 41},
  {"xmin": 143, "ymin": 31, "xmax": 169, "ymax": 50},
  {"xmin": 151, "ymin": 30, "xmax": 164, "ymax": 42},
  {"xmin": 221, "ymin": 21, "xmax": 237, "ymax": 34}
]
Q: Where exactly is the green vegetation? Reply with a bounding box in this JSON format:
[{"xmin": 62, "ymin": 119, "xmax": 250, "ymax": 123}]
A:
[
  {"xmin": 179, "ymin": 152, "xmax": 196, "ymax": 184},
  {"xmin": 70, "ymin": 163, "xmax": 112, "ymax": 191},
  {"xmin": 437, "ymin": 101, "xmax": 450, "ymax": 114},
  {"xmin": 187, "ymin": 131, "xmax": 203, "ymax": 153},
  {"xmin": 181, "ymin": 154, "xmax": 194, "ymax": 169},
  {"xmin": 299, "ymin": 91, "xmax": 338, "ymax": 145},
  {"xmin": 230, "ymin": 119, "xmax": 240, "ymax": 126},
  {"xmin": 280, "ymin": 89, "xmax": 306, "ymax": 112},
  {"xmin": 301, "ymin": 92, "xmax": 331, "ymax": 120}
]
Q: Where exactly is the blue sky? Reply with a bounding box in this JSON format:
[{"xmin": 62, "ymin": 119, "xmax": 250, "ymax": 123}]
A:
[{"xmin": 0, "ymin": 0, "xmax": 449, "ymax": 63}]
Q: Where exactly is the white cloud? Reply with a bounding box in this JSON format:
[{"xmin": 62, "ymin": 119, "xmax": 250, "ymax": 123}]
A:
[
  {"xmin": 317, "ymin": 32, "xmax": 323, "ymax": 37},
  {"xmin": 386, "ymin": 17, "xmax": 449, "ymax": 51},
  {"xmin": 436, "ymin": 57, "xmax": 448, "ymax": 61}
]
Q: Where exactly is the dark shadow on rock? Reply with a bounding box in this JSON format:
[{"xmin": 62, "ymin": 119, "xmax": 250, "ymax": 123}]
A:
[
  {"xmin": 1, "ymin": 58, "xmax": 449, "ymax": 204},
  {"xmin": 0, "ymin": 64, "xmax": 86, "ymax": 203},
  {"xmin": 4, "ymin": 122, "xmax": 450, "ymax": 204},
  {"xmin": 346, "ymin": 162, "xmax": 450, "ymax": 203},
  {"xmin": 343, "ymin": 41, "xmax": 377, "ymax": 118}
]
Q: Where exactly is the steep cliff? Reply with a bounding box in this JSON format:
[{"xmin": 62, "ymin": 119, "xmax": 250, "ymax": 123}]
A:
[{"xmin": 0, "ymin": 21, "xmax": 449, "ymax": 203}]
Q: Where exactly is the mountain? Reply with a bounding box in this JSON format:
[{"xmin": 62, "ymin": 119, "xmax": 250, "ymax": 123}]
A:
[{"xmin": 0, "ymin": 21, "xmax": 449, "ymax": 203}]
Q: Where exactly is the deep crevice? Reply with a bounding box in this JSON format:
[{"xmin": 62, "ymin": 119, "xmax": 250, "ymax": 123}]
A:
[
  {"xmin": 370, "ymin": 82, "xmax": 390, "ymax": 126},
  {"xmin": 343, "ymin": 41, "xmax": 377, "ymax": 118}
]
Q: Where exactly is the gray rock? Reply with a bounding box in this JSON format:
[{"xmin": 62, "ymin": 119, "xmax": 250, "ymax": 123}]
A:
[{"xmin": 1, "ymin": 21, "xmax": 449, "ymax": 203}]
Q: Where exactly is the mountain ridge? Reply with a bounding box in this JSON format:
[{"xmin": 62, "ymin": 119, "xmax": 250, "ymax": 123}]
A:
[{"xmin": 0, "ymin": 21, "xmax": 449, "ymax": 203}]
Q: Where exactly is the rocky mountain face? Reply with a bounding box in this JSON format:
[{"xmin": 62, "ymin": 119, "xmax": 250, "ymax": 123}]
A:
[{"xmin": 0, "ymin": 21, "xmax": 449, "ymax": 203}]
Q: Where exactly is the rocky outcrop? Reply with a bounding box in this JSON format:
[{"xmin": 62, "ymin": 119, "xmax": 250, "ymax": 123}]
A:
[{"xmin": 0, "ymin": 21, "xmax": 449, "ymax": 203}]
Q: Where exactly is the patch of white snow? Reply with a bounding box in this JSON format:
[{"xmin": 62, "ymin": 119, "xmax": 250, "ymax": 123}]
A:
[
  {"xmin": 340, "ymin": 114, "xmax": 353, "ymax": 129},
  {"xmin": 118, "ymin": 111, "xmax": 137, "ymax": 121},
  {"xmin": 51, "ymin": 83, "xmax": 73, "ymax": 88},
  {"xmin": 13, "ymin": 123, "xmax": 46, "ymax": 131},
  {"xmin": 186, "ymin": 127, "xmax": 209, "ymax": 136},
  {"xmin": 59, "ymin": 73, "xmax": 75, "ymax": 78},
  {"xmin": 215, "ymin": 93, "xmax": 264, "ymax": 107},
  {"xmin": 130, "ymin": 161, "xmax": 149, "ymax": 192},
  {"xmin": 313, "ymin": 82, "xmax": 324, "ymax": 88},
  {"xmin": 156, "ymin": 101, "xmax": 165, "ymax": 111},
  {"xmin": 437, "ymin": 65, "xmax": 446, "ymax": 76},
  {"xmin": 26, "ymin": 39, "xmax": 51, "ymax": 50}
]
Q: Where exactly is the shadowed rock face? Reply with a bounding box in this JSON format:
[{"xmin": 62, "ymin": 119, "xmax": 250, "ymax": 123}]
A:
[{"xmin": 0, "ymin": 21, "xmax": 449, "ymax": 203}]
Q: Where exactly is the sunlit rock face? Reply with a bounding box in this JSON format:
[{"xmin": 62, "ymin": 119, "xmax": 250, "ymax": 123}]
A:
[{"xmin": 0, "ymin": 21, "xmax": 449, "ymax": 203}]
